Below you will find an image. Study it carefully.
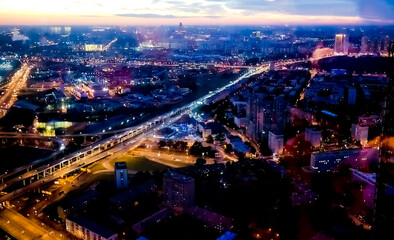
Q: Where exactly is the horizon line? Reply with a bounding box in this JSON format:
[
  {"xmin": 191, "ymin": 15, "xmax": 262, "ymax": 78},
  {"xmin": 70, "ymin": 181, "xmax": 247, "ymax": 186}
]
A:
[{"xmin": 1, "ymin": 23, "xmax": 394, "ymax": 27}]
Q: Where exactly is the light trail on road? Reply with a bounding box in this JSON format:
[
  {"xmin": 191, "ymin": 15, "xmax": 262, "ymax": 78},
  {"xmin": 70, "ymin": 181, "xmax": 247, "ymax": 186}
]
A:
[{"xmin": 0, "ymin": 62, "xmax": 32, "ymax": 118}]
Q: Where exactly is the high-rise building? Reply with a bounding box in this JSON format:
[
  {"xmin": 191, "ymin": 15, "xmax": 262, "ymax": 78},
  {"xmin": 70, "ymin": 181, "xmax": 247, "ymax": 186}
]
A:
[
  {"xmin": 361, "ymin": 36, "xmax": 371, "ymax": 54},
  {"xmin": 163, "ymin": 171, "xmax": 195, "ymax": 210},
  {"xmin": 334, "ymin": 34, "xmax": 349, "ymax": 54},
  {"xmin": 351, "ymin": 123, "xmax": 369, "ymax": 146},
  {"xmin": 269, "ymin": 61, "xmax": 275, "ymax": 71},
  {"xmin": 345, "ymin": 86, "xmax": 357, "ymax": 105},
  {"xmin": 360, "ymin": 35, "xmax": 389, "ymax": 55},
  {"xmin": 246, "ymin": 94, "xmax": 265, "ymax": 141},
  {"xmin": 273, "ymin": 94, "xmax": 286, "ymax": 133},
  {"xmin": 50, "ymin": 26, "xmax": 62, "ymax": 34},
  {"xmin": 305, "ymin": 128, "xmax": 322, "ymax": 147},
  {"xmin": 268, "ymin": 131, "xmax": 284, "ymax": 154},
  {"xmin": 115, "ymin": 162, "xmax": 128, "ymax": 189},
  {"xmin": 64, "ymin": 26, "xmax": 71, "ymax": 35},
  {"xmin": 373, "ymin": 41, "xmax": 394, "ymax": 239},
  {"xmin": 381, "ymin": 36, "xmax": 391, "ymax": 54}
]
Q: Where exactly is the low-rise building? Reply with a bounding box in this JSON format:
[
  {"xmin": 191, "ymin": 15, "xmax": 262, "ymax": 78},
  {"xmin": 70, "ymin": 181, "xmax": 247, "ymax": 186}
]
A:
[
  {"xmin": 66, "ymin": 215, "xmax": 118, "ymax": 240},
  {"xmin": 186, "ymin": 206, "xmax": 232, "ymax": 231},
  {"xmin": 226, "ymin": 135, "xmax": 252, "ymax": 157},
  {"xmin": 197, "ymin": 122, "xmax": 212, "ymax": 138},
  {"xmin": 310, "ymin": 148, "xmax": 379, "ymax": 173},
  {"xmin": 132, "ymin": 208, "xmax": 172, "ymax": 234}
]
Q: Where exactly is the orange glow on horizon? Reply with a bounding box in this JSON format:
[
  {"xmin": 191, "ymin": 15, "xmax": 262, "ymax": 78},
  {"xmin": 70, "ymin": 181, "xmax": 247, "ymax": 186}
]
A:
[
  {"xmin": 1, "ymin": 0, "xmax": 392, "ymax": 26},
  {"xmin": 0, "ymin": 13, "xmax": 364, "ymax": 26}
]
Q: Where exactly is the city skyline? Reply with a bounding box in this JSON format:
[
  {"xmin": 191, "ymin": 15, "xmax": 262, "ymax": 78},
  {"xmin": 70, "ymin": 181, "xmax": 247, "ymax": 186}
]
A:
[
  {"xmin": 0, "ymin": 0, "xmax": 394, "ymax": 26},
  {"xmin": 0, "ymin": 0, "xmax": 393, "ymax": 239}
]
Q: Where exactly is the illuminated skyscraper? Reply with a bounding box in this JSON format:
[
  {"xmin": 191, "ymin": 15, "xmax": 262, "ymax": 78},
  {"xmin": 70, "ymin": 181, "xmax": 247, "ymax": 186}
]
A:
[
  {"xmin": 373, "ymin": 41, "xmax": 394, "ymax": 239},
  {"xmin": 334, "ymin": 34, "xmax": 349, "ymax": 54}
]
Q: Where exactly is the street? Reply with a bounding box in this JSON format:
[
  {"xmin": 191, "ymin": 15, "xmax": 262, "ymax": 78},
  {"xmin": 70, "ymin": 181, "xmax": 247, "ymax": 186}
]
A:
[
  {"xmin": 0, "ymin": 208, "xmax": 64, "ymax": 240},
  {"xmin": 0, "ymin": 63, "xmax": 31, "ymax": 117}
]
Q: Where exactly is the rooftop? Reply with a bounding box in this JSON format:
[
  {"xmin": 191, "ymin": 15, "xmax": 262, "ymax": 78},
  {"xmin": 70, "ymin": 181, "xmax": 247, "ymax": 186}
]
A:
[
  {"xmin": 67, "ymin": 214, "xmax": 117, "ymax": 239},
  {"xmin": 115, "ymin": 161, "xmax": 127, "ymax": 170},
  {"xmin": 165, "ymin": 171, "xmax": 194, "ymax": 183}
]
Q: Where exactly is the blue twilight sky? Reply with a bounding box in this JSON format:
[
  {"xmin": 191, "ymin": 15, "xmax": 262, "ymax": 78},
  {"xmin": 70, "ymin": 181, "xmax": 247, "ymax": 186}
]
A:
[{"xmin": 0, "ymin": 0, "xmax": 393, "ymax": 25}]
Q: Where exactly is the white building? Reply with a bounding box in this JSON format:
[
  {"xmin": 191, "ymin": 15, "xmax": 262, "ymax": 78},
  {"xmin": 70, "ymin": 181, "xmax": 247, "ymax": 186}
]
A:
[
  {"xmin": 334, "ymin": 34, "xmax": 349, "ymax": 54},
  {"xmin": 305, "ymin": 128, "xmax": 322, "ymax": 147},
  {"xmin": 268, "ymin": 131, "xmax": 284, "ymax": 154},
  {"xmin": 66, "ymin": 215, "xmax": 118, "ymax": 240},
  {"xmin": 86, "ymin": 84, "xmax": 110, "ymax": 98},
  {"xmin": 84, "ymin": 44, "xmax": 103, "ymax": 52},
  {"xmin": 351, "ymin": 123, "xmax": 369, "ymax": 146}
]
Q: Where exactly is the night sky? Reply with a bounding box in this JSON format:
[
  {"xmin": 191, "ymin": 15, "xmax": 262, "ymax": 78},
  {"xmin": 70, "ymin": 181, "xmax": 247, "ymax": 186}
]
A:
[{"xmin": 0, "ymin": 0, "xmax": 393, "ymax": 25}]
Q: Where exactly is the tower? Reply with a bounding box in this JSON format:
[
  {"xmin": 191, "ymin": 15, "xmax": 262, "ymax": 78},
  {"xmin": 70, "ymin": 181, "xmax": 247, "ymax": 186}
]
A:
[{"xmin": 177, "ymin": 22, "xmax": 186, "ymax": 34}]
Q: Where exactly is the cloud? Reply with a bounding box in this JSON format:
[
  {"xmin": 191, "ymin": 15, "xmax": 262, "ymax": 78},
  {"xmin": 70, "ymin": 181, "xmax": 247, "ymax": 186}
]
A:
[
  {"xmin": 117, "ymin": 13, "xmax": 177, "ymax": 18},
  {"xmin": 116, "ymin": 13, "xmax": 222, "ymax": 18},
  {"xmin": 165, "ymin": 1, "xmax": 184, "ymax": 4},
  {"xmin": 0, "ymin": 0, "xmax": 393, "ymax": 25},
  {"xmin": 357, "ymin": 0, "xmax": 394, "ymax": 21},
  {"xmin": 225, "ymin": 0, "xmax": 358, "ymax": 16},
  {"xmin": 114, "ymin": 0, "xmax": 393, "ymax": 24},
  {"xmin": 218, "ymin": 0, "xmax": 394, "ymax": 23},
  {"xmin": 163, "ymin": 1, "xmax": 227, "ymax": 15}
]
